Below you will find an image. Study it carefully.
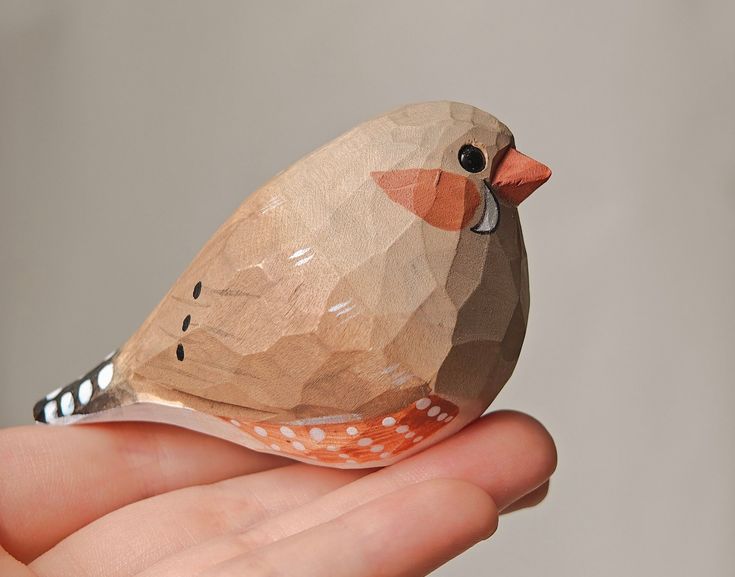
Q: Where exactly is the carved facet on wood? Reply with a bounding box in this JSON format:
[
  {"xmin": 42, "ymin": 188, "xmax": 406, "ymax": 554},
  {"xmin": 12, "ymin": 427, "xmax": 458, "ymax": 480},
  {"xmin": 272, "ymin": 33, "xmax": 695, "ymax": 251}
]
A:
[{"xmin": 33, "ymin": 101, "xmax": 551, "ymax": 468}]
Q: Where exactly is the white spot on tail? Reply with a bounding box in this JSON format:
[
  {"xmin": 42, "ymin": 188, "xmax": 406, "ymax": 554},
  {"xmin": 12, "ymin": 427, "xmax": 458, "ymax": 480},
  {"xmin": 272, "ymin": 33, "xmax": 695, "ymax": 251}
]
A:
[
  {"xmin": 98, "ymin": 364, "xmax": 114, "ymax": 390},
  {"xmin": 77, "ymin": 380, "xmax": 93, "ymax": 405},
  {"xmin": 60, "ymin": 392, "xmax": 75, "ymax": 416},
  {"xmin": 43, "ymin": 401, "xmax": 58, "ymax": 422}
]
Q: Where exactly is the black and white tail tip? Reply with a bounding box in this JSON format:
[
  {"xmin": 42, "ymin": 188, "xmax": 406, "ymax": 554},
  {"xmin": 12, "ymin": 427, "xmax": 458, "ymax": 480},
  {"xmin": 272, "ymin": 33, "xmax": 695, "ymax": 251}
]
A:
[{"xmin": 33, "ymin": 351, "xmax": 117, "ymax": 424}]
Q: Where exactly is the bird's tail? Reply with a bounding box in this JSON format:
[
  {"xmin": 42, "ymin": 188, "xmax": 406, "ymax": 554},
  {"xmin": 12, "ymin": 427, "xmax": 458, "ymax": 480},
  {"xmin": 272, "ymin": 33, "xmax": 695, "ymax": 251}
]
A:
[{"xmin": 32, "ymin": 351, "xmax": 133, "ymax": 424}]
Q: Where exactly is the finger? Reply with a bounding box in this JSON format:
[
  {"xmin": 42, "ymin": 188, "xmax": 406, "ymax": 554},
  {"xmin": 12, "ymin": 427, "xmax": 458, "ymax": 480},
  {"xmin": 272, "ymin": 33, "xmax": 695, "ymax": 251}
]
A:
[
  {"xmin": 0, "ymin": 423, "xmax": 288, "ymax": 562},
  {"xmin": 204, "ymin": 480, "xmax": 497, "ymax": 577},
  {"xmin": 230, "ymin": 410, "xmax": 556, "ymax": 546},
  {"xmin": 31, "ymin": 464, "xmax": 365, "ymax": 577},
  {"xmin": 132, "ymin": 410, "xmax": 555, "ymax": 577},
  {"xmin": 0, "ymin": 545, "xmax": 37, "ymax": 577},
  {"xmin": 501, "ymin": 480, "xmax": 550, "ymax": 514}
]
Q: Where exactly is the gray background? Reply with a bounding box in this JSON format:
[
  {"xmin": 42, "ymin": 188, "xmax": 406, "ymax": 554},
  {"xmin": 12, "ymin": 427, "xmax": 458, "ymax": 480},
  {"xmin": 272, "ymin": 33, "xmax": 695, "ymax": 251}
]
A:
[{"xmin": 1, "ymin": 1, "xmax": 733, "ymax": 575}]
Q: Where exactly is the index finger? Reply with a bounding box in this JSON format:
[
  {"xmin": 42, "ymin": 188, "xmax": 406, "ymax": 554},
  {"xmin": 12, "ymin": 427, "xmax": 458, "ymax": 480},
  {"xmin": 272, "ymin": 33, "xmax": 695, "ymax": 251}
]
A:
[{"xmin": 0, "ymin": 422, "xmax": 288, "ymax": 563}]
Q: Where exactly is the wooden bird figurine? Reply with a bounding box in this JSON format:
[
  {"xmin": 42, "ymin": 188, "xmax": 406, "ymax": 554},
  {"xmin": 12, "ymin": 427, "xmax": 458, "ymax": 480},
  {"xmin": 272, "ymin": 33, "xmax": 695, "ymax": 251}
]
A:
[{"xmin": 34, "ymin": 101, "xmax": 551, "ymax": 468}]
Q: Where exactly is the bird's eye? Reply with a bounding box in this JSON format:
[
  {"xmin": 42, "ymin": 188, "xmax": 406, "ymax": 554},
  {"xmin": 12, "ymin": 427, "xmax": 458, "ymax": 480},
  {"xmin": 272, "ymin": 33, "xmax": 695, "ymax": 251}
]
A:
[{"xmin": 458, "ymin": 144, "xmax": 486, "ymax": 173}]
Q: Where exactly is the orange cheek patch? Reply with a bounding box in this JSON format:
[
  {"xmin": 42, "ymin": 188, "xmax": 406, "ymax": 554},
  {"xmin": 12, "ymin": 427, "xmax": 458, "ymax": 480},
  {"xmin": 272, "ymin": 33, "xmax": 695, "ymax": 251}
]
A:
[
  {"xmin": 222, "ymin": 394, "xmax": 459, "ymax": 466},
  {"xmin": 371, "ymin": 169, "xmax": 480, "ymax": 231}
]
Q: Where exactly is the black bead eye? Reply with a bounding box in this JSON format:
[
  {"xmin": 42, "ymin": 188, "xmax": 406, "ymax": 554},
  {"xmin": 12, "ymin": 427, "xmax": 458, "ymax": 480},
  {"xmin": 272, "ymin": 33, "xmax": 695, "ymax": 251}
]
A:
[{"xmin": 458, "ymin": 144, "xmax": 486, "ymax": 173}]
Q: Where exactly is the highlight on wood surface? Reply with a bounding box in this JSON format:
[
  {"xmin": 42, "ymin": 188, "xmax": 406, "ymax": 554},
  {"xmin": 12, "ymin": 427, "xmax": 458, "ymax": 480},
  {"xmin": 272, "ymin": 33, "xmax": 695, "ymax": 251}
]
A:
[{"xmin": 33, "ymin": 101, "xmax": 551, "ymax": 468}]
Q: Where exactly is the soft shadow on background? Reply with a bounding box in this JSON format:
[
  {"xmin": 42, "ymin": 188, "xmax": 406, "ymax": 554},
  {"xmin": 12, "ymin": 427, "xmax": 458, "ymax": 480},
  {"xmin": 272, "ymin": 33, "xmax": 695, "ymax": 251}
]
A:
[{"xmin": 1, "ymin": 1, "xmax": 733, "ymax": 575}]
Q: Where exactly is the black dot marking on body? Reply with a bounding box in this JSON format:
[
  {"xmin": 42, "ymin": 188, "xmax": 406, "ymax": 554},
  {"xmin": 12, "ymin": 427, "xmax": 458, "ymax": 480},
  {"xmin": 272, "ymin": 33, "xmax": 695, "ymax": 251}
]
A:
[
  {"xmin": 182, "ymin": 315, "xmax": 191, "ymax": 331},
  {"xmin": 193, "ymin": 281, "xmax": 202, "ymax": 299},
  {"xmin": 176, "ymin": 344, "xmax": 185, "ymax": 361}
]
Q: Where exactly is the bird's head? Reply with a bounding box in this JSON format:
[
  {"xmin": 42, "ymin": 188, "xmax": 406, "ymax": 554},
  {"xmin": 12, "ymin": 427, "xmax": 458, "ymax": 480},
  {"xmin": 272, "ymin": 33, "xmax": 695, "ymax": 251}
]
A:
[{"xmin": 371, "ymin": 101, "xmax": 551, "ymax": 234}]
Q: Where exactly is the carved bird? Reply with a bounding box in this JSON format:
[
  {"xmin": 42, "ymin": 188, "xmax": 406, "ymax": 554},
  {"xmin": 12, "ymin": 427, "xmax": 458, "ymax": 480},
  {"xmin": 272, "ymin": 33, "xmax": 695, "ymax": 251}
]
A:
[{"xmin": 34, "ymin": 101, "xmax": 550, "ymax": 468}]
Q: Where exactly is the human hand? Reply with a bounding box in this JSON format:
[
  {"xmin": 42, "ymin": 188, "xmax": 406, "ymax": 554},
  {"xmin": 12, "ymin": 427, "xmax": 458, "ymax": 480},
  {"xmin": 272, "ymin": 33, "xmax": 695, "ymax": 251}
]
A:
[{"xmin": 0, "ymin": 411, "xmax": 556, "ymax": 577}]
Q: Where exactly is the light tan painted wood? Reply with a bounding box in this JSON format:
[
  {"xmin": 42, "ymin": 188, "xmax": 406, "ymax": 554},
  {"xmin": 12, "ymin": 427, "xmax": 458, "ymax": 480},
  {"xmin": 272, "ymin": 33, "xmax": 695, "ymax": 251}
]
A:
[{"xmin": 35, "ymin": 101, "xmax": 551, "ymax": 467}]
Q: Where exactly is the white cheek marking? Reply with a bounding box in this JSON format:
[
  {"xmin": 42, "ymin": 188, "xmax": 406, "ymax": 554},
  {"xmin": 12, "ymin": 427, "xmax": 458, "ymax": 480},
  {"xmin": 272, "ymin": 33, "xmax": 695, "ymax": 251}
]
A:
[
  {"xmin": 357, "ymin": 437, "xmax": 373, "ymax": 447},
  {"xmin": 437, "ymin": 412, "xmax": 448, "ymax": 421},
  {"xmin": 60, "ymin": 392, "xmax": 75, "ymax": 416},
  {"xmin": 370, "ymin": 444, "xmax": 384, "ymax": 453},
  {"xmin": 309, "ymin": 428, "xmax": 326, "ymax": 442},
  {"xmin": 346, "ymin": 426, "xmax": 359, "ymax": 436},
  {"xmin": 45, "ymin": 387, "xmax": 62, "ymax": 401},
  {"xmin": 382, "ymin": 417, "xmax": 396, "ymax": 427},
  {"xmin": 77, "ymin": 380, "xmax": 93, "ymax": 405},
  {"xmin": 280, "ymin": 426, "xmax": 295, "ymax": 438},
  {"xmin": 97, "ymin": 364, "xmax": 114, "ymax": 390},
  {"xmin": 270, "ymin": 444, "xmax": 281, "ymax": 451},
  {"xmin": 427, "ymin": 406, "xmax": 441, "ymax": 417},
  {"xmin": 292, "ymin": 441, "xmax": 306, "ymax": 451},
  {"xmin": 395, "ymin": 425, "xmax": 409, "ymax": 434},
  {"xmin": 43, "ymin": 401, "xmax": 58, "ymax": 422},
  {"xmin": 254, "ymin": 426, "xmax": 268, "ymax": 437}
]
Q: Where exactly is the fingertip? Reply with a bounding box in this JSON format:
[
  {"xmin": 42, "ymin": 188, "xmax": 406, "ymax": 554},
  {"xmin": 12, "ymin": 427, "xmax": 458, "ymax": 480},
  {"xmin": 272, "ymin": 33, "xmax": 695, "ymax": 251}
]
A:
[
  {"xmin": 420, "ymin": 409, "xmax": 557, "ymax": 510},
  {"xmin": 411, "ymin": 479, "xmax": 499, "ymax": 542},
  {"xmin": 484, "ymin": 410, "xmax": 558, "ymax": 480}
]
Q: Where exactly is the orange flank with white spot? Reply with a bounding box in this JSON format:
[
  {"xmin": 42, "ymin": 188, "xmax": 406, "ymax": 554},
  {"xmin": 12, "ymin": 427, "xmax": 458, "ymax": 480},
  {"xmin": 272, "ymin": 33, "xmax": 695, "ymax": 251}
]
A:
[{"xmin": 222, "ymin": 395, "xmax": 459, "ymax": 466}]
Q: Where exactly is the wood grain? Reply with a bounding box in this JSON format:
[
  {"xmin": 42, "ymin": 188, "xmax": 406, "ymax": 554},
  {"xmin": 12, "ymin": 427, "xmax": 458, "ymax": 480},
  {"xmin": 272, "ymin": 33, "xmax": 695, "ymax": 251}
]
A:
[{"xmin": 35, "ymin": 101, "xmax": 551, "ymax": 467}]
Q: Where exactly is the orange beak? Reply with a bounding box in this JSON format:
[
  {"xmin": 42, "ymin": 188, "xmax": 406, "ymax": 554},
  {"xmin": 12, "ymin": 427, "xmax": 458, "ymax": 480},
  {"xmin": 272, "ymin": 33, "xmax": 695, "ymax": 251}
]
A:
[{"xmin": 489, "ymin": 147, "xmax": 551, "ymax": 206}]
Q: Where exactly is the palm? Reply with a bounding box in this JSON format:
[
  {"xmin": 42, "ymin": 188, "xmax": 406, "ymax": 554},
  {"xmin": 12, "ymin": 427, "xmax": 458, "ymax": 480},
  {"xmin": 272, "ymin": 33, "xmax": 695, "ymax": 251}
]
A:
[{"xmin": 1, "ymin": 411, "xmax": 555, "ymax": 577}]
